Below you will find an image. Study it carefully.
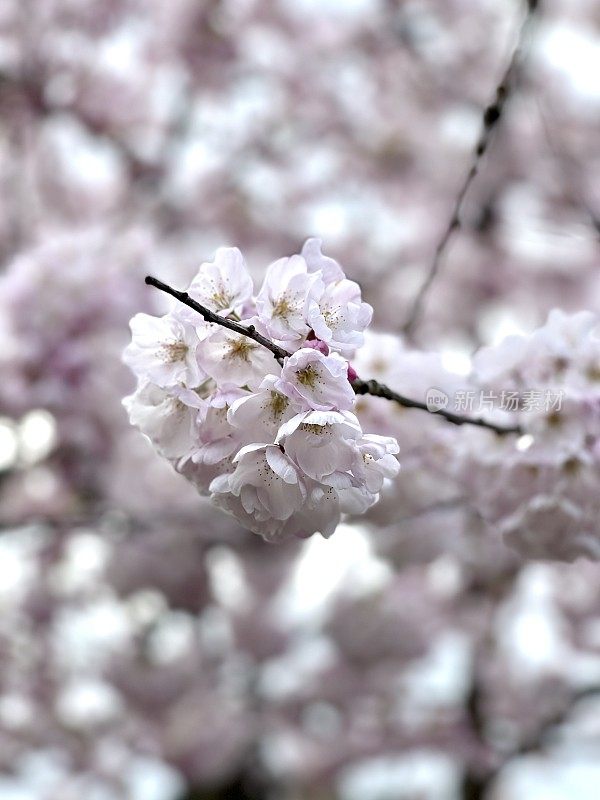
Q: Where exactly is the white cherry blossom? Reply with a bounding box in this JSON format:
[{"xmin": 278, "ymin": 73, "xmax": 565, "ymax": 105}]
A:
[
  {"xmin": 123, "ymin": 312, "xmax": 203, "ymax": 388},
  {"xmin": 227, "ymin": 376, "xmax": 295, "ymax": 441},
  {"xmin": 352, "ymin": 434, "xmax": 401, "ymax": 494},
  {"xmin": 208, "ymin": 486, "xmax": 284, "ymax": 540},
  {"xmin": 337, "ymin": 484, "xmax": 380, "ymax": 515},
  {"xmin": 211, "ymin": 444, "xmax": 306, "ymax": 524},
  {"xmin": 198, "ymin": 327, "xmax": 279, "ymax": 390},
  {"xmin": 256, "ymin": 255, "xmax": 323, "ymax": 343},
  {"xmin": 191, "ymin": 388, "xmax": 248, "ymax": 465},
  {"xmin": 276, "ymin": 410, "xmax": 362, "ymax": 487},
  {"xmin": 285, "ymin": 481, "xmax": 344, "ymax": 538},
  {"xmin": 187, "ymin": 247, "xmax": 254, "ymax": 316},
  {"xmin": 178, "ymin": 452, "xmax": 235, "ymax": 498},
  {"xmin": 307, "ymin": 278, "xmax": 373, "ymax": 356},
  {"xmin": 211, "ymin": 471, "xmax": 343, "ymax": 541},
  {"xmin": 275, "ymin": 348, "xmax": 355, "ymax": 411},
  {"xmin": 123, "ymin": 382, "xmax": 203, "ymax": 459}
]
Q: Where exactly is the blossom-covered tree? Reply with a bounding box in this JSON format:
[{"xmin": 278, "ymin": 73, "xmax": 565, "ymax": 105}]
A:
[{"xmin": 1, "ymin": 0, "xmax": 600, "ymax": 799}]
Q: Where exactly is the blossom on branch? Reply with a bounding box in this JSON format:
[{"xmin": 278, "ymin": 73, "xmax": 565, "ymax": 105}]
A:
[
  {"xmin": 123, "ymin": 312, "xmax": 204, "ymax": 388},
  {"xmin": 187, "ymin": 247, "xmax": 253, "ymax": 316},
  {"xmin": 124, "ymin": 240, "xmax": 400, "ymax": 541},
  {"xmin": 275, "ymin": 347, "xmax": 356, "ymax": 411}
]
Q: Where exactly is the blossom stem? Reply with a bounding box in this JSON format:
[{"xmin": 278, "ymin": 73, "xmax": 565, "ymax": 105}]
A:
[
  {"xmin": 146, "ymin": 275, "xmax": 522, "ymax": 435},
  {"xmin": 402, "ymin": 0, "xmax": 541, "ymax": 337}
]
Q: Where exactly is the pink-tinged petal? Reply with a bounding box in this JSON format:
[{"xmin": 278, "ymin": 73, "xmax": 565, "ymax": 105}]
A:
[
  {"xmin": 256, "ymin": 255, "xmax": 324, "ymax": 343},
  {"xmin": 124, "ymin": 312, "xmax": 204, "ymax": 388},
  {"xmin": 304, "ymin": 338, "xmax": 330, "ymax": 355},
  {"xmin": 265, "ymin": 445, "xmax": 301, "ymax": 485},
  {"xmin": 188, "ymin": 247, "xmax": 253, "ymax": 316},
  {"xmin": 276, "ymin": 348, "xmax": 355, "ymax": 412},
  {"xmin": 301, "ymin": 238, "xmax": 345, "ymax": 283}
]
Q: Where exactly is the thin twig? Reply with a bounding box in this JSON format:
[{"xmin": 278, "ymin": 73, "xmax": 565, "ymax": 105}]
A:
[
  {"xmin": 403, "ymin": 0, "xmax": 541, "ymax": 337},
  {"xmin": 351, "ymin": 378, "xmax": 522, "ymax": 435},
  {"xmin": 146, "ymin": 276, "xmax": 522, "ymax": 435},
  {"xmin": 536, "ymin": 99, "xmax": 600, "ymax": 240}
]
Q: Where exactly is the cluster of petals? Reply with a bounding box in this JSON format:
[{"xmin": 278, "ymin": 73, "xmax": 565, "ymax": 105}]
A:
[
  {"xmin": 124, "ymin": 240, "xmax": 398, "ymax": 541},
  {"xmin": 460, "ymin": 310, "xmax": 600, "ymax": 562}
]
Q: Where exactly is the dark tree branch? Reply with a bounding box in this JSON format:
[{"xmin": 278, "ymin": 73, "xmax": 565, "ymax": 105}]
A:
[
  {"xmin": 351, "ymin": 378, "xmax": 522, "ymax": 435},
  {"xmin": 463, "ymin": 683, "xmax": 600, "ymax": 800},
  {"xmin": 145, "ymin": 276, "xmax": 290, "ymax": 364},
  {"xmin": 146, "ymin": 276, "xmax": 522, "ymax": 435},
  {"xmin": 403, "ymin": 0, "xmax": 541, "ymax": 337}
]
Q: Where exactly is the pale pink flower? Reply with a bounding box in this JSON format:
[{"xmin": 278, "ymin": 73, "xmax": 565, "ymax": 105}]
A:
[
  {"xmin": 123, "ymin": 313, "xmax": 203, "ymax": 388},
  {"xmin": 191, "ymin": 388, "xmax": 248, "ymax": 465},
  {"xmin": 276, "ymin": 410, "xmax": 362, "ymax": 487},
  {"xmin": 352, "ymin": 434, "xmax": 401, "ymax": 494},
  {"xmin": 227, "ymin": 376, "xmax": 295, "ymax": 442},
  {"xmin": 197, "ymin": 327, "xmax": 279, "ymax": 390},
  {"xmin": 211, "ymin": 443, "xmax": 306, "ymax": 524},
  {"xmin": 187, "ymin": 247, "xmax": 254, "ymax": 316},
  {"xmin": 123, "ymin": 382, "xmax": 203, "ymax": 459},
  {"xmin": 275, "ymin": 348, "xmax": 355, "ymax": 411},
  {"xmin": 307, "ymin": 278, "xmax": 373, "ymax": 357},
  {"xmin": 256, "ymin": 255, "xmax": 323, "ymax": 343}
]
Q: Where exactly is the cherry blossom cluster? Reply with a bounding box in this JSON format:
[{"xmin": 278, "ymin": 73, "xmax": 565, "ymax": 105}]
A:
[
  {"xmin": 123, "ymin": 240, "xmax": 399, "ymax": 541},
  {"xmin": 460, "ymin": 310, "xmax": 600, "ymax": 562}
]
